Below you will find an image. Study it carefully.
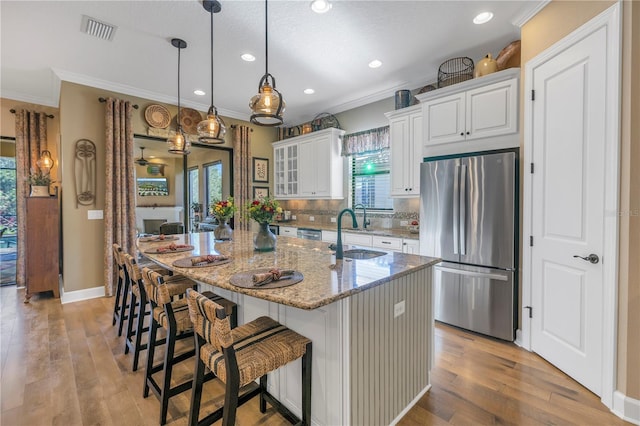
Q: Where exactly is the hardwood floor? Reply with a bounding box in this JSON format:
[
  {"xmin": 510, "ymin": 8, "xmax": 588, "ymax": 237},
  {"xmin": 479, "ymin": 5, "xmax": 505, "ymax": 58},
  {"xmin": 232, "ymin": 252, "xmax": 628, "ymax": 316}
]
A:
[{"xmin": 0, "ymin": 286, "xmax": 629, "ymax": 425}]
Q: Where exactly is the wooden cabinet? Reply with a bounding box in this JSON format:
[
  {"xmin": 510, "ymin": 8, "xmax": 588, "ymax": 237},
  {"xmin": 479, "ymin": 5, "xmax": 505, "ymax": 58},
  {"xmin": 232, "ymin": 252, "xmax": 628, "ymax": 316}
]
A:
[
  {"xmin": 273, "ymin": 128, "xmax": 345, "ymax": 200},
  {"xmin": 273, "ymin": 143, "xmax": 299, "ymax": 198},
  {"xmin": 386, "ymin": 105, "xmax": 423, "ymax": 197},
  {"xmin": 25, "ymin": 197, "xmax": 60, "ymax": 299},
  {"xmin": 417, "ymin": 68, "xmax": 520, "ymax": 155}
]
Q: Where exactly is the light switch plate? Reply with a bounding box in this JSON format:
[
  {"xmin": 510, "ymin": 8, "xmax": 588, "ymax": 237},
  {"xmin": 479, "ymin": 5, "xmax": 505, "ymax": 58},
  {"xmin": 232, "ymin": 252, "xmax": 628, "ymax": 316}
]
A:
[
  {"xmin": 309, "ymin": 216, "xmax": 315, "ymax": 222},
  {"xmin": 291, "ymin": 215, "xmax": 297, "ymax": 220},
  {"xmin": 330, "ymin": 217, "xmax": 336, "ymax": 223},
  {"xmin": 394, "ymin": 300, "xmax": 405, "ymax": 318},
  {"xmin": 88, "ymin": 210, "xmax": 104, "ymax": 220},
  {"xmin": 400, "ymin": 220, "xmax": 408, "ymax": 227}
]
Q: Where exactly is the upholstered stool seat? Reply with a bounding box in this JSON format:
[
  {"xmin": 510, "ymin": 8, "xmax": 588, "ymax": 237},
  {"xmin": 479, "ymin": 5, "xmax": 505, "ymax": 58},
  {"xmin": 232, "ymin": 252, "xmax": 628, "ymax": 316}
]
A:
[
  {"xmin": 186, "ymin": 289, "xmax": 312, "ymax": 426},
  {"xmin": 142, "ymin": 268, "xmax": 237, "ymax": 425}
]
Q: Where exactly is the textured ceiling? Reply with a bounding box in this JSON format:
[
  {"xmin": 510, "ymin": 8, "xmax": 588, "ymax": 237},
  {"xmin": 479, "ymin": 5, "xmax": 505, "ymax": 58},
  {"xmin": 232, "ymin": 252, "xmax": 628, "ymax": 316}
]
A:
[{"xmin": 1, "ymin": 0, "xmax": 544, "ymax": 126}]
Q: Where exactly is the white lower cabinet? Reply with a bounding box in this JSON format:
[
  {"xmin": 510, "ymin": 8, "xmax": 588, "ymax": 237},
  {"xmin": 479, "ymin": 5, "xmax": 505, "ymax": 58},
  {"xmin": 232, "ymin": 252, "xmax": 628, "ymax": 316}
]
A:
[
  {"xmin": 343, "ymin": 232, "xmax": 372, "ymax": 247},
  {"xmin": 402, "ymin": 238, "xmax": 420, "ymax": 254},
  {"xmin": 371, "ymin": 235, "xmax": 403, "ymax": 252},
  {"xmin": 321, "ymin": 230, "xmax": 337, "ymax": 243},
  {"xmin": 280, "ymin": 226, "xmax": 297, "ymax": 237}
]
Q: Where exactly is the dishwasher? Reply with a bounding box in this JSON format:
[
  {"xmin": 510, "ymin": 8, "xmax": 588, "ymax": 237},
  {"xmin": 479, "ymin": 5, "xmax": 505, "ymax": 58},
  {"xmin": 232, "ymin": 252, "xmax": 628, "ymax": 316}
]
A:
[{"xmin": 297, "ymin": 228, "xmax": 322, "ymax": 241}]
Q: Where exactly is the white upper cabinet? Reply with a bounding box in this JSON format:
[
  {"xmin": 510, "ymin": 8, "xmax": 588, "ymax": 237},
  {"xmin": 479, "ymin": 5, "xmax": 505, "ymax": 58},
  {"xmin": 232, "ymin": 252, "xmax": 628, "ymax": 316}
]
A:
[
  {"xmin": 417, "ymin": 68, "xmax": 520, "ymax": 157},
  {"xmin": 273, "ymin": 128, "xmax": 345, "ymax": 200},
  {"xmin": 273, "ymin": 143, "xmax": 298, "ymax": 198},
  {"xmin": 386, "ymin": 105, "xmax": 423, "ymax": 198}
]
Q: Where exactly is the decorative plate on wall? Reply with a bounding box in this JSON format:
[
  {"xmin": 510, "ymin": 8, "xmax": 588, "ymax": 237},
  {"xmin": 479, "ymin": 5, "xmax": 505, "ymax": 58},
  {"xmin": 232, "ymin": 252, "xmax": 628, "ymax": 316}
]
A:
[
  {"xmin": 144, "ymin": 104, "xmax": 171, "ymax": 129},
  {"xmin": 179, "ymin": 108, "xmax": 202, "ymax": 135}
]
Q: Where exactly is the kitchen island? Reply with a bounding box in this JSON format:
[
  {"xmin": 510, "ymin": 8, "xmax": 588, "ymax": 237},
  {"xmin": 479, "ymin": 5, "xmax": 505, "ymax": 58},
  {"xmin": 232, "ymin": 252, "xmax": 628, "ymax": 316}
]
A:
[{"xmin": 138, "ymin": 230, "xmax": 439, "ymax": 426}]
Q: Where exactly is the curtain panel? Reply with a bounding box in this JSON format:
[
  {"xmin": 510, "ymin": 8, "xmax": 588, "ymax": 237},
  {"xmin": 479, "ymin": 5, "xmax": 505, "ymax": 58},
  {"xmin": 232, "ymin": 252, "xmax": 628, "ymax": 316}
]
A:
[
  {"xmin": 104, "ymin": 98, "xmax": 135, "ymax": 296},
  {"xmin": 14, "ymin": 110, "xmax": 48, "ymax": 287},
  {"xmin": 341, "ymin": 126, "xmax": 390, "ymax": 156},
  {"xmin": 232, "ymin": 126, "xmax": 252, "ymax": 231}
]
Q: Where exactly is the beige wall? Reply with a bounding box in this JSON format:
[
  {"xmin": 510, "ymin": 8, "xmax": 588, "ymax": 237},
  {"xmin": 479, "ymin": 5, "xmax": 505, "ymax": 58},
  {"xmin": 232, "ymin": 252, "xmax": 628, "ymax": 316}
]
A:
[
  {"xmin": 57, "ymin": 82, "xmax": 276, "ymax": 292},
  {"xmin": 522, "ymin": 0, "xmax": 639, "ymax": 400}
]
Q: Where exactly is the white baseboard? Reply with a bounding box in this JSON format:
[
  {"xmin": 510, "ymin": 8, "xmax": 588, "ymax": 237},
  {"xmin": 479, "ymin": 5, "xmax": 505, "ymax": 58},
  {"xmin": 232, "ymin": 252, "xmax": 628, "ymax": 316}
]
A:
[
  {"xmin": 514, "ymin": 328, "xmax": 523, "ymax": 348},
  {"xmin": 60, "ymin": 285, "xmax": 105, "ymax": 304},
  {"xmin": 389, "ymin": 384, "xmax": 432, "ymax": 426},
  {"xmin": 613, "ymin": 391, "xmax": 640, "ymax": 425}
]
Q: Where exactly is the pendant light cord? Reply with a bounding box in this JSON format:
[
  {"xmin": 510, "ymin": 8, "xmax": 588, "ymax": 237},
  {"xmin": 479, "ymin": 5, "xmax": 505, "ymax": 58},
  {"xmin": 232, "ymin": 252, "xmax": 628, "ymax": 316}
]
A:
[
  {"xmin": 210, "ymin": 8, "xmax": 215, "ymax": 107},
  {"xmin": 177, "ymin": 44, "xmax": 182, "ymax": 129},
  {"xmin": 264, "ymin": 0, "xmax": 269, "ymax": 77}
]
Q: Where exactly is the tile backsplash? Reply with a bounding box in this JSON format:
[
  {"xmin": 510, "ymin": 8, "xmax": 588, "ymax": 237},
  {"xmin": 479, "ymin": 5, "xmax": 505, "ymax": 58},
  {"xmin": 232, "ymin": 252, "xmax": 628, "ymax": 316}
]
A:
[{"xmin": 277, "ymin": 198, "xmax": 419, "ymax": 230}]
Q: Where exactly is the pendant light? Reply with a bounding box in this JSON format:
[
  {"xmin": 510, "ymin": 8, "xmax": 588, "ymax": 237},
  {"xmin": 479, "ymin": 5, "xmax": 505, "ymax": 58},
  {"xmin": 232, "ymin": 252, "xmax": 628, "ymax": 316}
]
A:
[
  {"xmin": 167, "ymin": 38, "xmax": 190, "ymax": 155},
  {"xmin": 197, "ymin": 0, "xmax": 226, "ymax": 144},
  {"xmin": 249, "ymin": 0, "xmax": 285, "ymax": 126}
]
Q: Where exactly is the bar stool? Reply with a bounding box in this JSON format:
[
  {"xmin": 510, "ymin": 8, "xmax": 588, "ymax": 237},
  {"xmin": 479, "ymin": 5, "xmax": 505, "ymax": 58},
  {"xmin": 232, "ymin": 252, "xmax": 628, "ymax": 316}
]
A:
[
  {"xmin": 186, "ymin": 288, "xmax": 312, "ymax": 426},
  {"xmin": 141, "ymin": 268, "xmax": 237, "ymax": 425},
  {"xmin": 121, "ymin": 253, "xmax": 172, "ymax": 371}
]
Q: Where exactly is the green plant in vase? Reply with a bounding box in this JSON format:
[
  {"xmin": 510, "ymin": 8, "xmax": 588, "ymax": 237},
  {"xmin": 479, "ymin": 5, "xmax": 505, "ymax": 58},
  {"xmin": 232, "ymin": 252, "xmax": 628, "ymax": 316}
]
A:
[{"xmin": 245, "ymin": 196, "xmax": 282, "ymax": 251}]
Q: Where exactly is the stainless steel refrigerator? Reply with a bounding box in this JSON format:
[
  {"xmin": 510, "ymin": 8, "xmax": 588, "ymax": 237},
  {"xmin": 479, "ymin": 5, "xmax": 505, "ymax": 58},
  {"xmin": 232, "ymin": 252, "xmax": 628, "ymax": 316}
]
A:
[{"xmin": 419, "ymin": 149, "xmax": 518, "ymax": 341}]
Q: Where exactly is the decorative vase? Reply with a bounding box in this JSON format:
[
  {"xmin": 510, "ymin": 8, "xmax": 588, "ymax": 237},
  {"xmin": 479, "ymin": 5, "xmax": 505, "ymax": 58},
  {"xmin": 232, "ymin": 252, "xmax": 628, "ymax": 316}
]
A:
[
  {"xmin": 214, "ymin": 219, "xmax": 233, "ymax": 241},
  {"xmin": 474, "ymin": 53, "xmax": 498, "ymax": 78},
  {"xmin": 254, "ymin": 222, "xmax": 276, "ymax": 252},
  {"xmin": 30, "ymin": 185, "xmax": 49, "ymax": 197}
]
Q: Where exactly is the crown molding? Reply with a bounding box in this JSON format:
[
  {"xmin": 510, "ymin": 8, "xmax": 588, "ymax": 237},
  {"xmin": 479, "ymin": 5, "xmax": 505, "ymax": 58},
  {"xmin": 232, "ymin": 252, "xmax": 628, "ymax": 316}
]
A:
[{"xmin": 512, "ymin": 1, "xmax": 550, "ymax": 27}]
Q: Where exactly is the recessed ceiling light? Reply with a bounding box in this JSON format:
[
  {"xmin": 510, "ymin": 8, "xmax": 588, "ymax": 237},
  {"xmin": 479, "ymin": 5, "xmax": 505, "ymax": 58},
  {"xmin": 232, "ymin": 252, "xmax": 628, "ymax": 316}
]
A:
[
  {"xmin": 194, "ymin": 89, "xmax": 206, "ymax": 96},
  {"xmin": 304, "ymin": 88, "xmax": 315, "ymax": 95},
  {"xmin": 473, "ymin": 12, "xmax": 493, "ymax": 24},
  {"xmin": 310, "ymin": 0, "xmax": 332, "ymax": 14},
  {"xmin": 368, "ymin": 59, "xmax": 382, "ymax": 69},
  {"xmin": 241, "ymin": 53, "xmax": 256, "ymax": 62}
]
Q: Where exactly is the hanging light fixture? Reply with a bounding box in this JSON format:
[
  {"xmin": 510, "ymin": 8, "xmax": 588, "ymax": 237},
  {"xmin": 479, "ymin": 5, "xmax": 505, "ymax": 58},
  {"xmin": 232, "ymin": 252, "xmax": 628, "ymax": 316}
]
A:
[
  {"xmin": 249, "ymin": 0, "xmax": 285, "ymax": 126},
  {"xmin": 197, "ymin": 0, "xmax": 226, "ymax": 144},
  {"xmin": 167, "ymin": 38, "xmax": 190, "ymax": 155},
  {"xmin": 36, "ymin": 150, "xmax": 54, "ymax": 171}
]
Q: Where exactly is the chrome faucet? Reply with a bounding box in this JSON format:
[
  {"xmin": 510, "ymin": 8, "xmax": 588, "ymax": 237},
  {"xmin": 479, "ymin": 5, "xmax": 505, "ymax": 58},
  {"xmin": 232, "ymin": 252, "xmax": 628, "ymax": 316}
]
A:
[
  {"xmin": 335, "ymin": 208, "xmax": 358, "ymax": 260},
  {"xmin": 353, "ymin": 203, "xmax": 370, "ymax": 229}
]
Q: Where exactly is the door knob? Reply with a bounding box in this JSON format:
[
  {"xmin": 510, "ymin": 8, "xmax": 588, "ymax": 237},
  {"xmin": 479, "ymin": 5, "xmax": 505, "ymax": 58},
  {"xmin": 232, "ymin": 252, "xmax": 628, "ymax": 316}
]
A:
[{"xmin": 573, "ymin": 254, "xmax": 599, "ymax": 264}]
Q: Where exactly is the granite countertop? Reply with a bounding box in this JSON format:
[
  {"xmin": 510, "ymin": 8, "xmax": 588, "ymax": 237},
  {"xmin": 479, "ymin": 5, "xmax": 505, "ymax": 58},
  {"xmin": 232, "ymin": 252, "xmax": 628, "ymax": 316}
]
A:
[
  {"xmin": 274, "ymin": 221, "xmax": 421, "ymax": 240},
  {"xmin": 137, "ymin": 230, "xmax": 438, "ymax": 310}
]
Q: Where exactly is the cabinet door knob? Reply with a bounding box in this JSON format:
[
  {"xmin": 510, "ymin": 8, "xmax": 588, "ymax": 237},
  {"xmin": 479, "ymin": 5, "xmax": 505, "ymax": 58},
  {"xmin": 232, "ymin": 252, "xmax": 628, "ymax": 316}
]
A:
[
  {"xmin": 466, "ymin": 131, "xmax": 470, "ymax": 135},
  {"xmin": 460, "ymin": 132, "xmax": 464, "ymax": 136}
]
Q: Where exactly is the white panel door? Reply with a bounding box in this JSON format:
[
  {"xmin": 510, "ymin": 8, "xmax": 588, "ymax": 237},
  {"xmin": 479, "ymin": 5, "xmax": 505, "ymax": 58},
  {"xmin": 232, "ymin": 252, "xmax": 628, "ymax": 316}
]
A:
[
  {"xmin": 530, "ymin": 25, "xmax": 607, "ymax": 396},
  {"xmin": 466, "ymin": 78, "xmax": 517, "ymax": 140},
  {"xmin": 423, "ymin": 92, "xmax": 465, "ymax": 145},
  {"xmin": 389, "ymin": 115, "xmax": 409, "ymax": 195}
]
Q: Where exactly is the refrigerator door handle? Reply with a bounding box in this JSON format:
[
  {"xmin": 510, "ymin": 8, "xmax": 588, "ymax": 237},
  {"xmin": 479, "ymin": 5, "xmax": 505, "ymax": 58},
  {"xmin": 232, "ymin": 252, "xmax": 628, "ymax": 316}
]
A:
[
  {"xmin": 453, "ymin": 164, "xmax": 460, "ymax": 254},
  {"xmin": 434, "ymin": 265, "xmax": 509, "ymax": 281},
  {"xmin": 459, "ymin": 164, "xmax": 467, "ymax": 255}
]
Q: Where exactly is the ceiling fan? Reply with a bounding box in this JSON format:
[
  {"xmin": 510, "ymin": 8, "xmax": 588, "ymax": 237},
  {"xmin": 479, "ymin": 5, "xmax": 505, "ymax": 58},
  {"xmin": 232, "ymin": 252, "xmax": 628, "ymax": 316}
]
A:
[{"xmin": 135, "ymin": 147, "xmax": 149, "ymax": 166}]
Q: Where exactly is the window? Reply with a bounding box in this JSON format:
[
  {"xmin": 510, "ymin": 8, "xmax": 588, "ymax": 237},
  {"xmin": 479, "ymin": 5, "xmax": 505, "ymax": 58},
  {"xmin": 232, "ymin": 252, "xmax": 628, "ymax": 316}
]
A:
[
  {"xmin": 351, "ymin": 149, "xmax": 393, "ymax": 210},
  {"xmin": 204, "ymin": 161, "xmax": 223, "ymax": 211},
  {"xmin": 188, "ymin": 166, "xmax": 199, "ymax": 210}
]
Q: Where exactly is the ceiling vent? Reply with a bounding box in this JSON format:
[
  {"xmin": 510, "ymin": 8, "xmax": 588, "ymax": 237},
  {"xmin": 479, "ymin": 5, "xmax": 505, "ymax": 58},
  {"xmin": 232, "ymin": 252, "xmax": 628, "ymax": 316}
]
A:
[{"xmin": 81, "ymin": 15, "xmax": 117, "ymax": 41}]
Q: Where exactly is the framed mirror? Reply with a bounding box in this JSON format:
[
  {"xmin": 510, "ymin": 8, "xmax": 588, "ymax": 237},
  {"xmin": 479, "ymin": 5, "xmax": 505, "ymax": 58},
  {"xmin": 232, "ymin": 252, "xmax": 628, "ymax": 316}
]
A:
[{"xmin": 133, "ymin": 135, "xmax": 233, "ymax": 234}]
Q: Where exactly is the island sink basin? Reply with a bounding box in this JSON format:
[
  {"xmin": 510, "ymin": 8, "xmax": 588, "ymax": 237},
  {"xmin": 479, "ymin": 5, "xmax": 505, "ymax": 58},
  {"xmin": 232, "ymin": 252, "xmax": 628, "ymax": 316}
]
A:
[{"xmin": 343, "ymin": 249, "xmax": 386, "ymax": 259}]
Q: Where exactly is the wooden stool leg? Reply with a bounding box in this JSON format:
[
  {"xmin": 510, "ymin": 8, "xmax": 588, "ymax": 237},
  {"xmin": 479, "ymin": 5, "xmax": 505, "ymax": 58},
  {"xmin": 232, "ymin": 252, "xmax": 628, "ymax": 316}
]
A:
[
  {"xmin": 259, "ymin": 375, "xmax": 268, "ymax": 413},
  {"xmin": 189, "ymin": 336, "xmax": 206, "ymax": 426},
  {"xmin": 124, "ymin": 291, "xmax": 137, "ymax": 354},
  {"xmin": 302, "ymin": 343, "xmax": 312, "ymax": 426},
  {"xmin": 144, "ymin": 317, "xmax": 158, "ymax": 398},
  {"xmin": 222, "ymin": 373, "xmax": 240, "ymax": 426},
  {"xmin": 112, "ymin": 274, "xmax": 123, "ymax": 326},
  {"xmin": 159, "ymin": 327, "xmax": 177, "ymax": 425},
  {"xmin": 132, "ymin": 294, "xmax": 147, "ymax": 372},
  {"xmin": 117, "ymin": 279, "xmax": 130, "ymax": 337}
]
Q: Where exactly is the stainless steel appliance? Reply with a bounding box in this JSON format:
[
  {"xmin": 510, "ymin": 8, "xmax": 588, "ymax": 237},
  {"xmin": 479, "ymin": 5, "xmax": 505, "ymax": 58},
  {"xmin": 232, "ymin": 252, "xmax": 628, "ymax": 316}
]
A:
[
  {"xmin": 420, "ymin": 149, "xmax": 518, "ymax": 341},
  {"xmin": 297, "ymin": 228, "xmax": 322, "ymax": 240}
]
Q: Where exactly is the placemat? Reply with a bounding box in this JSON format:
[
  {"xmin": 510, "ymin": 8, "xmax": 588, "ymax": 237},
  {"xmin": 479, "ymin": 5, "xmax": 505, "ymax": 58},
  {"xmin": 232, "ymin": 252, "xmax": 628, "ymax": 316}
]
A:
[
  {"xmin": 229, "ymin": 269, "xmax": 303, "ymax": 289},
  {"xmin": 139, "ymin": 235, "xmax": 179, "ymax": 242},
  {"xmin": 172, "ymin": 256, "xmax": 232, "ymax": 268},
  {"xmin": 144, "ymin": 245, "xmax": 194, "ymax": 254}
]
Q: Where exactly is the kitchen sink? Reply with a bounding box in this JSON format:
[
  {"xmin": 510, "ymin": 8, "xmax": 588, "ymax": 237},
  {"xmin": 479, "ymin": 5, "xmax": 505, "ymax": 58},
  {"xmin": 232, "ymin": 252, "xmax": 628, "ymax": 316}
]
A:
[{"xmin": 343, "ymin": 249, "xmax": 386, "ymax": 259}]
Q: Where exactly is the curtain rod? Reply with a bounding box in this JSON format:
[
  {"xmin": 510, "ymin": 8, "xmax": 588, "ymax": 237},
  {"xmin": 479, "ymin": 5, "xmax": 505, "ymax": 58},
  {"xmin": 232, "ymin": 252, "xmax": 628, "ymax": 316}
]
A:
[
  {"xmin": 9, "ymin": 109, "xmax": 54, "ymax": 119},
  {"xmin": 98, "ymin": 97, "xmax": 139, "ymax": 109}
]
